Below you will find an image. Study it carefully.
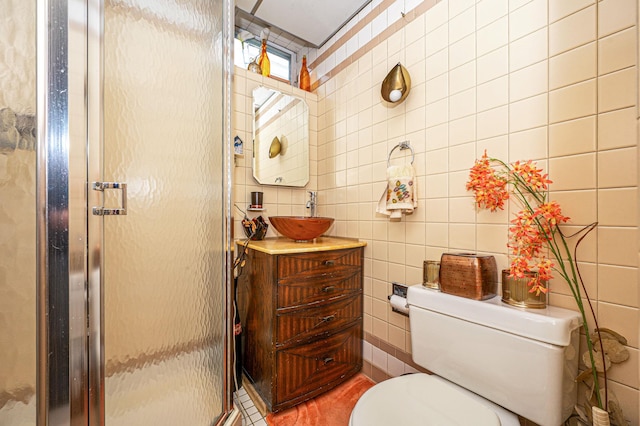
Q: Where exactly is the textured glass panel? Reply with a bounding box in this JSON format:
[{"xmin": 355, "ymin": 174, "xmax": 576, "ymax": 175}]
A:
[
  {"xmin": 0, "ymin": 0, "xmax": 37, "ymax": 425},
  {"xmin": 103, "ymin": 0, "xmax": 225, "ymax": 424}
]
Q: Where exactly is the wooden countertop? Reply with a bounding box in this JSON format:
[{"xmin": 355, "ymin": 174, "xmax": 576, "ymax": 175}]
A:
[{"xmin": 235, "ymin": 236, "xmax": 366, "ymax": 255}]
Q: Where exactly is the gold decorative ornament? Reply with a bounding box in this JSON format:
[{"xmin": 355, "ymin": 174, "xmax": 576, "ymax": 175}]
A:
[{"xmin": 247, "ymin": 57, "xmax": 261, "ymax": 74}]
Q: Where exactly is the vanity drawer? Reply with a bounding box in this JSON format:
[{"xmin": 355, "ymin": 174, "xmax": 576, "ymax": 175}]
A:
[
  {"xmin": 275, "ymin": 293, "xmax": 362, "ymax": 347},
  {"xmin": 277, "ymin": 248, "xmax": 362, "ymax": 279},
  {"xmin": 277, "ymin": 248, "xmax": 362, "ymax": 309},
  {"xmin": 277, "ymin": 272, "xmax": 361, "ymax": 309},
  {"xmin": 274, "ymin": 322, "xmax": 362, "ymax": 410}
]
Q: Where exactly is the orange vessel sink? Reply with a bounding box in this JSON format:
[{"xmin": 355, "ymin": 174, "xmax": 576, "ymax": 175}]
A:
[{"xmin": 268, "ymin": 216, "xmax": 334, "ymax": 241}]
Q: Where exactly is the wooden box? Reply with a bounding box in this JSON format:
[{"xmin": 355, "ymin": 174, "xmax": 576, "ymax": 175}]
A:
[{"xmin": 438, "ymin": 253, "xmax": 498, "ymax": 300}]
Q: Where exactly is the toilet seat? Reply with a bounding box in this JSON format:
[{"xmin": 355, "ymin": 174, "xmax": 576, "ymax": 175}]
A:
[{"xmin": 349, "ymin": 374, "xmax": 518, "ymax": 426}]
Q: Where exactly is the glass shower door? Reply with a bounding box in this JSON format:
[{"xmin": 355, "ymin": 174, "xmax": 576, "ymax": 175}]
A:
[
  {"xmin": 0, "ymin": 0, "xmax": 36, "ymax": 426},
  {"xmin": 88, "ymin": 0, "xmax": 228, "ymax": 424},
  {"xmin": 0, "ymin": 2, "xmax": 37, "ymax": 424}
]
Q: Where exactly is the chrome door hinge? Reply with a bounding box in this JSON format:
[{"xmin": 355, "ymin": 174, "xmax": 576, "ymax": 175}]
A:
[{"xmin": 92, "ymin": 181, "xmax": 127, "ymax": 216}]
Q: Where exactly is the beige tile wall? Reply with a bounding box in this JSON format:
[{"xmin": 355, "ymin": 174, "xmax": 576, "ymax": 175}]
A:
[{"xmin": 309, "ymin": 0, "xmax": 638, "ymax": 423}]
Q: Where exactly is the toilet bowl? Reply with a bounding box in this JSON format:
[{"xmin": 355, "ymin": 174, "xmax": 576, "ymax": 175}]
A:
[
  {"xmin": 349, "ymin": 373, "xmax": 519, "ymax": 426},
  {"xmin": 350, "ymin": 285, "xmax": 582, "ymax": 426}
]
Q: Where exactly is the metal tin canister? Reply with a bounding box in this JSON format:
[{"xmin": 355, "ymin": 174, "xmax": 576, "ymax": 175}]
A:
[
  {"xmin": 438, "ymin": 253, "xmax": 497, "ymax": 300},
  {"xmin": 423, "ymin": 260, "xmax": 440, "ymax": 289},
  {"xmin": 501, "ymin": 269, "xmax": 547, "ymax": 308}
]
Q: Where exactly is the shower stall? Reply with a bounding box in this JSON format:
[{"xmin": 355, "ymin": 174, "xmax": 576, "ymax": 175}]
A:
[{"xmin": 0, "ymin": 0, "xmax": 236, "ymax": 424}]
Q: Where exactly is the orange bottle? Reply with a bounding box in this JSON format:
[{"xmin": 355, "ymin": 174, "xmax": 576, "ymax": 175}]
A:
[
  {"xmin": 258, "ymin": 39, "xmax": 270, "ymax": 77},
  {"xmin": 299, "ymin": 55, "xmax": 310, "ymax": 91}
]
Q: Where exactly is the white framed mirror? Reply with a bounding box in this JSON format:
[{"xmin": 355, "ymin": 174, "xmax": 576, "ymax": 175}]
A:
[{"xmin": 252, "ymin": 86, "xmax": 309, "ymax": 187}]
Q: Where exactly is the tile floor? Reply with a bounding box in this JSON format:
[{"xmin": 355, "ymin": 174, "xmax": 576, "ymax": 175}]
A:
[{"xmin": 233, "ymin": 387, "xmax": 267, "ymax": 426}]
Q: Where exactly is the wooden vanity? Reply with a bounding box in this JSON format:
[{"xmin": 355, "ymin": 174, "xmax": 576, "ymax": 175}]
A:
[{"xmin": 235, "ymin": 237, "xmax": 366, "ymax": 413}]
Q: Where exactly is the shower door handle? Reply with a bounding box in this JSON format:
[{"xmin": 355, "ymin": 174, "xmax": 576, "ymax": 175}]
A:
[{"xmin": 92, "ymin": 181, "xmax": 128, "ymax": 215}]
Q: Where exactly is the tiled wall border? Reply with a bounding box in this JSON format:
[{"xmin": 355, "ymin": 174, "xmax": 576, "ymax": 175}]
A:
[
  {"xmin": 309, "ymin": 0, "xmax": 440, "ymax": 91},
  {"xmin": 363, "ymin": 331, "xmax": 428, "ymax": 381}
]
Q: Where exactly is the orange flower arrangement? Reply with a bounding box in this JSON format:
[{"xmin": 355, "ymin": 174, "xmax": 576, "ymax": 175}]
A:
[
  {"xmin": 466, "ymin": 151, "xmax": 617, "ymax": 416},
  {"xmin": 467, "ymin": 152, "xmax": 569, "ymax": 295}
]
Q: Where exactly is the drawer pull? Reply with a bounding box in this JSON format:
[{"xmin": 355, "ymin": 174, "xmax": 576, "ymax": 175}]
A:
[
  {"xmin": 324, "ymin": 260, "xmax": 335, "ymax": 266},
  {"xmin": 321, "ymin": 286, "xmax": 335, "ymax": 293},
  {"xmin": 321, "ymin": 315, "xmax": 336, "ymax": 323},
  {"xmin": 323, "ymin": 357, "xmax": 334, "ymax": 365}
]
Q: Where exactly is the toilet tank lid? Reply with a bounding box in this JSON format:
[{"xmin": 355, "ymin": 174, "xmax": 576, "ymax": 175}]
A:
[{"xmin": 407, "ymin": 285, "xmax": 582, "ymax": 346}]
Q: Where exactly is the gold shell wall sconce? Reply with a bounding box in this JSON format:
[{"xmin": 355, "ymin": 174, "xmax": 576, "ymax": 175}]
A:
[
  {"xmin": 381, "ymin": 62, "xmax": 411, "ymax": 104},
  {"xmin": 269, "ymin": 136, "xmax": 282, "ymax": 158}
]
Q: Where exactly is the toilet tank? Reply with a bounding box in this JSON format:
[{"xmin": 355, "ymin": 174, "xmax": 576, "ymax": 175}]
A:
[{"xmin": 407, "ymin": 285, "xmax": 582, "ymax": 426}]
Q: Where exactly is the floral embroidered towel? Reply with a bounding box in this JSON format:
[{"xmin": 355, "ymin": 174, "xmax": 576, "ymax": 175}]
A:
[{"xmin": 376, "ymin": 164, "xmax": 417, "ymax": 219}]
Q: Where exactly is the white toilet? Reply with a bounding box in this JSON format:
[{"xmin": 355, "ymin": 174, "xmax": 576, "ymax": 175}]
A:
[{"xmin": 350, "ymin": 285, "xmax": 582, "ymax": 426}]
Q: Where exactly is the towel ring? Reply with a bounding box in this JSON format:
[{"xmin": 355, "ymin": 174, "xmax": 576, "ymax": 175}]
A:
[{"xmin": 387, "ymin": 141, "xmax": 415, "ymax": 166}]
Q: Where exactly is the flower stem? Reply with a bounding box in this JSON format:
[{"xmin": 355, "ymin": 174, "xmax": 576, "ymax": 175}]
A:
[{"xmin": 555, "ymin": 224, "xmax": 604, "ymax": 410}]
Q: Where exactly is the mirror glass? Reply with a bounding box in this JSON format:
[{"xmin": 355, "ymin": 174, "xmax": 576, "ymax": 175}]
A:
[{"xmin": 252, "ymin": 86, "xmax": 309, "ymax": 187}]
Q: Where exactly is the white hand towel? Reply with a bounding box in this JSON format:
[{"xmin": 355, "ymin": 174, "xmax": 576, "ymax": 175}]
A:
[{"xmin": 376, "ymin": 164, "xmax": 417, "ymax": 219}]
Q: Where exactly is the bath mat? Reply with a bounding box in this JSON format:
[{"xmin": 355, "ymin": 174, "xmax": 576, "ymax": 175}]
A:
[{"xmin": 266, "ymin": 373, "xmax": 374, "ymax": 426}]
